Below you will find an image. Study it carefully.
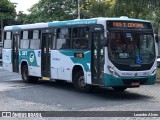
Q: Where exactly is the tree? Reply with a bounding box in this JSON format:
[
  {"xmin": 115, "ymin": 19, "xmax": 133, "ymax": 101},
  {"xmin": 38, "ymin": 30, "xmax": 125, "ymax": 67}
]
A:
[
  {"xmin": 17, "ymin": 0, "xmax": 160, "ymax": 33},
  {"xmin": 114, "ymin": 0, "xmax": 150, "ymax": 18},
  {"xmin": 0, "ymin": 0, "xmax": 16, "ymax": 20},
  {"xmin": 16, "ymin": 11, "xmax": 28, "ymax": 24},
  {"xmin": 80, "ymin": 0, "xmax": 115, "ymax": 18},
  {"xmin": 113, "ymin": 0, "xmax": 160, "ymax": 32},
  {"xmin": 88, "ymin": 0, "xmax": 114, "ymax": 18},
  {"xmin": 0, "ymin": 0, "xmax": 16, "ymax": 41},
  {"xmin": 25, "ymin": 0, "xmax": 77, "ymax": 23}
]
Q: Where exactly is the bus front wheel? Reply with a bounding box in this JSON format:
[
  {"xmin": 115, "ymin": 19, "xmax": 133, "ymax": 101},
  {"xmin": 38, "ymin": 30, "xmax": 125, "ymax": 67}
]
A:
[
  {"xmin": 21, "ymin": 65, "xmax": 38, "ymax": 83},
  {"xmin": 73, "ymin": 71, "xmax": 91, "ymax": 92}
]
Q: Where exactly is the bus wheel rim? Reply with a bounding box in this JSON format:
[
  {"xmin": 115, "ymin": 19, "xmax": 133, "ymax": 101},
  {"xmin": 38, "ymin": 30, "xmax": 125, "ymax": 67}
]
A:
[{"xmin": 78, "ymin": 76, "xmax": 85, "ymax": 88}]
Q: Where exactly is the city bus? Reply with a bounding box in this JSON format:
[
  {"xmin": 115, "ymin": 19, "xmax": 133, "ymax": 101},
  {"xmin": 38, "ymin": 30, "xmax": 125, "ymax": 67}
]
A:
[{"xmin": 2, "ymin": 16, "xmax": 158, "ymax": 92}]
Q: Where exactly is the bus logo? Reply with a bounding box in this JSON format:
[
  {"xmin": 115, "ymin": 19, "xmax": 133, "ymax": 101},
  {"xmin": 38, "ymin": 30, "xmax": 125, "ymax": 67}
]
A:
[{"xmin": 29, "ymin": 53, "xmax": 34, "ymax": 63}]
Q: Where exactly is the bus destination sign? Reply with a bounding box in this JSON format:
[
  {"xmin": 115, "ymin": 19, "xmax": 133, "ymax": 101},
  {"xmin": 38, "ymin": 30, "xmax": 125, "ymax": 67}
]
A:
[
  {"xmin": 113, "ymin": 22, "xmax": 144, "ymax": 28},
  {"xmin": 107, "ymin": 21, "xmax": 151, "ymax": 29}
]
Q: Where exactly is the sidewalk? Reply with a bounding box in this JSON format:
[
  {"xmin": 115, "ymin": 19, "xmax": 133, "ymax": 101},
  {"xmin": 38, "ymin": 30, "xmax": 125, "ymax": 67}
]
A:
[{"xmin": 156, "ymin": 79, "xmax": 160, "ymax": 83}]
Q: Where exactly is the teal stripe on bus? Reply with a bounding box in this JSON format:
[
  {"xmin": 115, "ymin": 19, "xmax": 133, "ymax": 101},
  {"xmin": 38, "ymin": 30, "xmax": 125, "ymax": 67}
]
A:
[
  {"xmin": 59, "ymin": 50, "xmax": 91, "ymax": 70},
  {"xmin": 48, "ymin": 19, "xmax": 97, "ymax": 27}
]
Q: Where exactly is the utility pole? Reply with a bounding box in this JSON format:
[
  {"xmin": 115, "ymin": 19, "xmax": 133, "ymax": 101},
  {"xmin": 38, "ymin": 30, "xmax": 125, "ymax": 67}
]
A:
[
  {"xmin": 0, "ymin": 19, "xmax": 3, "ymax": 42},
  {"xmin": 77, "ymin": 0, "xmax": 80, "ymax": 19}
]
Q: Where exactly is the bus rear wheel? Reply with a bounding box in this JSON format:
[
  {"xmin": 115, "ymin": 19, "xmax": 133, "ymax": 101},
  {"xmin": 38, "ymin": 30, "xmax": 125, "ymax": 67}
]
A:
[
  {"xmin": 112, "ymin": 87, "xmax": 127, "ymax": 92},
  {"xmin": 73, "ymin": 71, "xmax": 91, "ymax": 92},
  {"xmin": 21, "ymin": 65, "xmax": 38, "ymax": 83}
]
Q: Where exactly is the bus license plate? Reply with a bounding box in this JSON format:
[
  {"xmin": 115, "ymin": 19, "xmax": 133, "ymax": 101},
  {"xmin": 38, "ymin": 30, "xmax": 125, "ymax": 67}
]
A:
[{"xmin": 131, "ymin": 82, "xmax": 140, "ymax": 86}]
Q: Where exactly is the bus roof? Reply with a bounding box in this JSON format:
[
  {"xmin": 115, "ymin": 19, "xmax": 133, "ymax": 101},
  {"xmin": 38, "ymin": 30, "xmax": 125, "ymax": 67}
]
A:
[{"xmin": 4, "ymin": 17, "xmax": 150, "ymax": 31}]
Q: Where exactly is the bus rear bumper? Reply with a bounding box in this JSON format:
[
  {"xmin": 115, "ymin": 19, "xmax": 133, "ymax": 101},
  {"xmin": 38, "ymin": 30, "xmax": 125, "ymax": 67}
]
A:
[{"xmin": 103, "ymin": 74, "xmax": 156, "ymax": 87}]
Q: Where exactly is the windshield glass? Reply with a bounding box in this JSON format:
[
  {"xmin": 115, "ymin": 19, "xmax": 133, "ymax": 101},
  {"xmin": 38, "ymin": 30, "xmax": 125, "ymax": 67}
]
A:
[{"xmin": 108, "ymin": 31, "xmax": 155, "ymax": 65}]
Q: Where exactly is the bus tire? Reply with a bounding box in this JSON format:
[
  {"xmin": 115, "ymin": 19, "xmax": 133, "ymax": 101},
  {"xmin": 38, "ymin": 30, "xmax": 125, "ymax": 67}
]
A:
[
  {"xmin": 73, "ymin": 71, "xmax": 91, "ymax": 92},
  {"xmin": 21, "ymin": 65, "xmax": 38, "ymax": 83},
  {"xmin": 112, "ymin": 87, "xmax": 127, "ymax": 92}
]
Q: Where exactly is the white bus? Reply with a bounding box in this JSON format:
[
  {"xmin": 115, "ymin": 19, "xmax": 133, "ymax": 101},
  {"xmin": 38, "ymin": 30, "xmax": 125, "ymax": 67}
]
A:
[{"xmin": 2, "ymin": 17, "xmax": 158, "ymax": 92}]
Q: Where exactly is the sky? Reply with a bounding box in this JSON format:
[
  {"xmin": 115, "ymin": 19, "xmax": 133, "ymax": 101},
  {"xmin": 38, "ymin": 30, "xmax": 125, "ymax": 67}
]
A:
[{"xmin": 9, "ymin": 0, "xmax": 40, "ymax": 14}]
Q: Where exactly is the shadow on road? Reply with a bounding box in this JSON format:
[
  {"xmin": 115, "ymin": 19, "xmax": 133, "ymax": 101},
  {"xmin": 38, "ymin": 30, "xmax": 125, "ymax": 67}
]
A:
[
  {"xmin": 2, "ymin": 79, "xmax": 155, "ymax": 110},
  {"xmin": 9, "ymin": 79, "xmax": 153, "ymax": 101}
]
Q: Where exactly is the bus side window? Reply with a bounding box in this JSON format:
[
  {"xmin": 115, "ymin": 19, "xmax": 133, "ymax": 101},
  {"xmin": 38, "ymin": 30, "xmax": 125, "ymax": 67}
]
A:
[
  {"xmin": 72, "ymin": 27, "xmax": 89, "ymax": 49},
  {"xmin": 3, "ymin": 32, "xmax": 12, "ymax": 49},
  {"xmin": 56, "ymin": 28, "xmax": 71, "ymax": 49},
  {"xmin": 30, "ymin": 30, "xmax": 40, "ymax": 49},
  {"xmin": 20, "ymin": 31, "xmax": 29, "ymax": 49}
]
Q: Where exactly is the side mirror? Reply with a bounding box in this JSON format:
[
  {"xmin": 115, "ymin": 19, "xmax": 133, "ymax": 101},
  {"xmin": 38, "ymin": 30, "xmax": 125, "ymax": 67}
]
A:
[
  {"xmin": 104, "ymin": 37, "xmax": 108, "ymax": 46},
  {"xmin": 155, "ymin": 34, "xmax": 159, "ymax": 43},
  {"xmin": 103, "ymin": 31, "xmax": 109, "ymax": 46}
]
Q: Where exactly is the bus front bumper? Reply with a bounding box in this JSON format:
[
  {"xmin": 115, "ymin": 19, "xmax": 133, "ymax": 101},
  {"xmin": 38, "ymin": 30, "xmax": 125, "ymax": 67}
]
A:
[{"xmin": 103, "ymin": 74, "xmax": 156, "ymax": 87}]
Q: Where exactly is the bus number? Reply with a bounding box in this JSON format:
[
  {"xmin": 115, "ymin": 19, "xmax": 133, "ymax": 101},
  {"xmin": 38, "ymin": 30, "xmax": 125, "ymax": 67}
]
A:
[{"xmin": 20, "ymin": 51, "xmax": 28, "ymax": 56}]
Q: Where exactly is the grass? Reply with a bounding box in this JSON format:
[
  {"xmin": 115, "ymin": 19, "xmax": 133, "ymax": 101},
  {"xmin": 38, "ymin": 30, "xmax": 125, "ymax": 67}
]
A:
[{"xmin": 157, "ymin": 68, "xmax": 160, "ymax": 79}]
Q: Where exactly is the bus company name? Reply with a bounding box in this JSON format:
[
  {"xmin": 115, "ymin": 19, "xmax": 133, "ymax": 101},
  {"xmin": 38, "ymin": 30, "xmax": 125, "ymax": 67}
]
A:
[
  {"xmin": 53, "ymin": 58, "xmax": 60, "ymax": 61},
  {"xmin": 122, "ymin": 72, "xmax": 133, "ymax": 76},
  {"xmin": 113, "ymin": 22, "xmax": 145, "ymax": 28}
]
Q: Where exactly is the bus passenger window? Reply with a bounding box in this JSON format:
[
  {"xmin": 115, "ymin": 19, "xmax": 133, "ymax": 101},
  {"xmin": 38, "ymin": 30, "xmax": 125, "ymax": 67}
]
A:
[
  {"xmin": 80, "ymin": 40, "xmax": 88, "ymax": 49},
  {"xmin": 56, "ymin": 28, "xmax": 71, "ymax": 49},
  {"xmin": 72, "ymin": 27, "xmax": 89, "ymax": 49},
  {"xmin": 73, "ymin": 28, "xmax": 78, "ymax": 38},
  {"xmin": 30, "ymin": 30, "xmax": 40, "ymax": 49},
  {"xmin": 73, "ymin": 39, "xmax": 88, "ymax": 50},
  {"xmin": 4, "ymin": 32, "xmax": 12, "ymax": 49},
  {"xmin": 20, "ymin": 31, "xmax": 29, "ymax": 49}
]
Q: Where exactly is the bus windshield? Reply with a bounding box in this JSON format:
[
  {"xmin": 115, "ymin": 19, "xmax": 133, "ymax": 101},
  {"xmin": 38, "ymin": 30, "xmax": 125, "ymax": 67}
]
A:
[{"xmin": 108, "ymin": 31, "xmax": 155, "ymax": 65}]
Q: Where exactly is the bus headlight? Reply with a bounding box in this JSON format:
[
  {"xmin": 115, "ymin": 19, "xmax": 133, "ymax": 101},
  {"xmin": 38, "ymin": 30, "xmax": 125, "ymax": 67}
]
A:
[
  {"xmin": 107, "ymin": 66, "xmax": 119, "ymax": 77},
  {"xmin": 151, "ymin": 67, "xmax": 156, "ymax": 76}
]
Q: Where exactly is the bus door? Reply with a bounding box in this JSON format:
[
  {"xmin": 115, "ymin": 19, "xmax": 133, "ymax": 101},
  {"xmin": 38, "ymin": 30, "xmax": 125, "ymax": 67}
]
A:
[
  {"xmin": 91, "ymin": 31, "xmax": 104, "ymax": 85},
  {"xmin": 41, "ymin": 32, "xmax": 52, "ymax": 77},
  {"xmin": 13, "ymin": 34, "xmax": 20, "ymax": 72}
]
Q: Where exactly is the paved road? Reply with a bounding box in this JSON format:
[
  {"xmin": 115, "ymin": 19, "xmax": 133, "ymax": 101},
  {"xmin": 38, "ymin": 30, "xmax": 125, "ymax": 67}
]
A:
[{"xmin": 0, "ymin": 68, "xmax": 160, "ymax": 120}]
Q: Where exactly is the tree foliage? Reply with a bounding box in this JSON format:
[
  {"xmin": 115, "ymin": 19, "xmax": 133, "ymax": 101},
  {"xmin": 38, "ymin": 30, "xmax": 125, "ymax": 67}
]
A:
[
  {"xmin": 0, "ymin": 0, "xmax": 16, "ymax": 25},
  {"xmin": 14, "ymin": 0, "xmax": 160, "ymax": 32},
  {"xmin": 25, "ymin": 0, "xmax": 77, "ymax": 23},
  {"xmin": 81, "ymin": 0, "xmax": 114, "ymax": 18}
]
